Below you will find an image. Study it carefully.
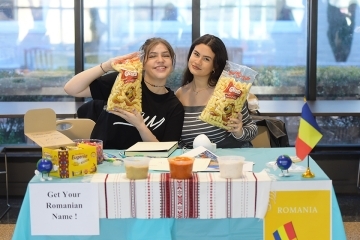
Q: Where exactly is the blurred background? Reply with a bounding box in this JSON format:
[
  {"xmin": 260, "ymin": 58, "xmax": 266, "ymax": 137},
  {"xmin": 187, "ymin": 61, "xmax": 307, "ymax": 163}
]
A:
[{"xmin": 1, "ymin": 0, "xmax": 360, "ymax": 146}]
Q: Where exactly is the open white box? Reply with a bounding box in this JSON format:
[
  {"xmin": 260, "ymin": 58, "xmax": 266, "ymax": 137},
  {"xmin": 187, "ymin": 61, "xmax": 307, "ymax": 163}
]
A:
[{"xmin": 24, "ymin": 108, "xmax": 97, "ymax": 178}]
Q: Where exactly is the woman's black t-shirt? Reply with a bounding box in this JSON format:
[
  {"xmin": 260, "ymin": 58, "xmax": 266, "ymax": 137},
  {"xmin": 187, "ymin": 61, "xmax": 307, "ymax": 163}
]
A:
[{"xmin": 89, "ymin": 72, "xmax": 184, "ymax": 149}]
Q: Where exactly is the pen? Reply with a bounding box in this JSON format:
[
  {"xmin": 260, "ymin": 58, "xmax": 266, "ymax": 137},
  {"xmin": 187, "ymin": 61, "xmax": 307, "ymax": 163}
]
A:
[{"xmin": 118, "ymin": 151, "xmax": 126, "ymax": 158}]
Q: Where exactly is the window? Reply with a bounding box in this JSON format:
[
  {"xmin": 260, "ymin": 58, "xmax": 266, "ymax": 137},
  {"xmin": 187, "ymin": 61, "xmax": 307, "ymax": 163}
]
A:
[
  {"xmin": 0, "ymin": 0, "xmax": 75, "ymax": 144},
  {"xmin": 0, "ymin": 0, "xmax": 75, "ymax": 102},
  {"xmin": 317, "ymin": 0, "xmax": 360, "ymax": 100},
  {"xmin": 200, "ymin": 0, "xmax": 307, "ymax": 145},
  {"xmin": 200, "ymin": 0, "xmax": 307, "ymax": 101},
  {"xmin": 83, "ymin": 0, "xmax": 193, "ymax": 77},
  {"xmin": 1, "ymin": 0, "xmax": 360, "ymax": 146},
  {"xmin": 316, "ymin": 0, "xmax": 360, "ymax": 145}
]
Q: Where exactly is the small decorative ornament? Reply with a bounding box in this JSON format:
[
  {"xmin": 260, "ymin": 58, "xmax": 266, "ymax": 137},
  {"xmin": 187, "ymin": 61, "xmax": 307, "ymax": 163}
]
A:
[
  {"xmin": 276, "ymin": 155, "xmax": 292, "ymax": 177},
  {"xmin": 35, "ymin": 158, "xmax": 56, "ymax": 181}
]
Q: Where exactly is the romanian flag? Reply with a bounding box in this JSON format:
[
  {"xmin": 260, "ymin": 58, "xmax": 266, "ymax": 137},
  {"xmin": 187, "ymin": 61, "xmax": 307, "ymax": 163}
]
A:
[
  {"xmin": 273, "ymin": 221, "xmax": 298, "ymax": 240},
  {"xmin": 295, "ymin": 102, "xmax": 323, "ymax": 160}
]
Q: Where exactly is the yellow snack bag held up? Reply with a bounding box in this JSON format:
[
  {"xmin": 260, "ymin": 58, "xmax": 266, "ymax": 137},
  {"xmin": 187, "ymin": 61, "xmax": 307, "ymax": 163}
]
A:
[
  {"xmin": 106, "ymin": 51, "xmax": 143, "ymax": 113},
  {"xmin": 199, "ymin": 61, "xmax": 257, "ymax": 130}
]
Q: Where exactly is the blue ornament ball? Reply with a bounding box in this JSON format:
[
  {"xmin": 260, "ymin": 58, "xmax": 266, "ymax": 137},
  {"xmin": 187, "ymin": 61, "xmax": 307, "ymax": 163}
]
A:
[
  {"xmin": 37, "ymin": 159, "xmax": 53, "ymax": 173},
  {"xmin": 276, "ymin": 155, "xmax": 292, "ymax": 170}
]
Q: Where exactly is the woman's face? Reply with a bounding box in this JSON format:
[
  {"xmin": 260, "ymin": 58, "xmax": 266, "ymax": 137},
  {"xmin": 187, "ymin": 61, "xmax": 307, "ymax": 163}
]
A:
[
  {"xmin": 143, "ymin": 43, "xmax": 173, "ymax": 82},
  {"xmin": 188, "ymin": 43, "xmax": 215, "ymax": 78}
]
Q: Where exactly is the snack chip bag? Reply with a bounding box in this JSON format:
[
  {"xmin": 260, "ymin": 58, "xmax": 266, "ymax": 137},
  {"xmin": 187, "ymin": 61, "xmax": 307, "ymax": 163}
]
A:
[
  {"xmin": 106, "ymin": 51, "xmax": 143, "ymax": 113},
  {"xmin": 199, "ymin": 61, "xmax": 258, "ymax": 130}
]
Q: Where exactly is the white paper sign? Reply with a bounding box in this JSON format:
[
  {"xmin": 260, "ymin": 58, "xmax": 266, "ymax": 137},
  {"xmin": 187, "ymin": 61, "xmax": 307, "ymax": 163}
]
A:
[{"xmin": 29, "ymin": 182, "xmax": 99, "ymax": 235}]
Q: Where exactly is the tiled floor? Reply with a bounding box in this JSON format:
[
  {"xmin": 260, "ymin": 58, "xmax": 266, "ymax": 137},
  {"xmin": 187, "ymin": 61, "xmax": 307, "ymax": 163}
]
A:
[
  {"xmin": 1, "ymin": 194, "xmax": 360, "ymax": 239},
  {"xmin": 337, "ymin": 194, "xmax": 360, "ymax": 240},
  {"xmin": 337, "ymin": 194, "xmax": 360, "ymax": 222},
  {"xmin": 0, "ymin": 197, "xmax": 22, "ymax": 225}
]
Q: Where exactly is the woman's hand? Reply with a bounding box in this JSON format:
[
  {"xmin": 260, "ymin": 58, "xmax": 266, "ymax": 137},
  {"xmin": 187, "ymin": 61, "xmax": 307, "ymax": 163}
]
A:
[
  {"xmin": 109, "ymin": 108, "xmax": 146, "ymax": 129},
  {"xmin": 102, "ymin": 52, "xmax": 140, "ymax": 73},
  {"xmin": 227, "ymin": 112, "xmax": 244, "ymax": 138},
  {"xmin": 109, "ymin": 107, "xmax": 159, "ymax": 142}
]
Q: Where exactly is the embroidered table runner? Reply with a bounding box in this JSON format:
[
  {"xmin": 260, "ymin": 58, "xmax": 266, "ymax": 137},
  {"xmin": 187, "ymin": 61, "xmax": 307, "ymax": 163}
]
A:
[{"xmin": 91, "ymin": 170, "xmax": 271, "ymax": 219}]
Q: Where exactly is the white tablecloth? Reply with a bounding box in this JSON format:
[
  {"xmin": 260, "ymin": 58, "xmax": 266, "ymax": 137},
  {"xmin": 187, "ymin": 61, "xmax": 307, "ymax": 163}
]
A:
[{"xmin": 91, "ymin": 170, "xmax": 271, "ymax": 219}]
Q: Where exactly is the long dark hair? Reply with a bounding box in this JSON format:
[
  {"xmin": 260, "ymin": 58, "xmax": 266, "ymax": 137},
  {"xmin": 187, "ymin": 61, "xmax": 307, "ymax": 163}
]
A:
[
  {"xmin": 139, "ymin": 37, "xmax": 176, "ymax": 69},
  {"xmin": 181, "ymin": 34, "xmax": 228, "ymax": 87}
]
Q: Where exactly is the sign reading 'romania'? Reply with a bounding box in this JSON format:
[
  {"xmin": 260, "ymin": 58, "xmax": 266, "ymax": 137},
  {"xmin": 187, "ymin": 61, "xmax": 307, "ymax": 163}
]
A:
[{"xmin": 264, "ymin": 190, "xmax": 331, "ymax": 240}]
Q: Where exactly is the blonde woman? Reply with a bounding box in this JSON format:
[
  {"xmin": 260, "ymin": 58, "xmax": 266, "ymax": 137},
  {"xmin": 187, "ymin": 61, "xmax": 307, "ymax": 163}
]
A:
[{"xmin": 64, "ymin": 38, "xmax": 184, "ymax": 149}]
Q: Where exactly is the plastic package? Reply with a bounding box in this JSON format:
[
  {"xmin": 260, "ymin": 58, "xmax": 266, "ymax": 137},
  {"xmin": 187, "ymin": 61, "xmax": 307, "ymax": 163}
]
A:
[
  {"xmin": 73, "ymin": 139, "xmax": 103, "ymax": 164},
  {"xmin": 123, "ymin": 157, "xmax": 150, "ymax": 180},
  {"xmin": 107, "ymin": 51, "xmax": 144, "ymax": 113},
  {"xmin": 217, "ymin": 155, "xmax": 245, "ymax": 179},
  {"xmin": 168, "ymin": 156, "xmax": 194, "ymax": 179},
  {"xmin": 199, "ymin": 61, "xmax": 258, "ymax": 130}
]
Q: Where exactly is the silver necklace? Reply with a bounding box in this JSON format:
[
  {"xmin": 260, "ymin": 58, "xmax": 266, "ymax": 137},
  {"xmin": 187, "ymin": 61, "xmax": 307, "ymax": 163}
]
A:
[{"xmin": 192, "ymin": 81, "xmax": 209, "ymax": 95}]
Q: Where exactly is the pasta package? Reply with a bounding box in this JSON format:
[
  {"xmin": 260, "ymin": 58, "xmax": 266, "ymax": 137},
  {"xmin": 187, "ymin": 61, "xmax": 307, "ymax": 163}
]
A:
[
  {"xmin": 199, "ymin": 61, "xmax": 258, "ymax": 130},
  {"xmin": 106, "ymin": 51, "xmax": 143, "ymax": 113}
]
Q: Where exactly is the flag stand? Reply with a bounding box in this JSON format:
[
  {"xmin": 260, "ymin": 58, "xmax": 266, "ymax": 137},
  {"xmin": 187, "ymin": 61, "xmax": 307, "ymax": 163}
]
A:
[{"xmin": 302, "ymin": 155, "xmax": 315, "ymax": 178}]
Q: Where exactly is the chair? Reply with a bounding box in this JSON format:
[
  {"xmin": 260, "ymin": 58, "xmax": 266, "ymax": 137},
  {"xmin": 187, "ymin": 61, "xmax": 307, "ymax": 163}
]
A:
[
  {"xmin": 251, "ymin": 125, "xmax": 271, "ymax": 148},
  {"xmin": 56, "ymin": 118, "xmax": 96, "ymax": 140},
  {"xmin": 76, "ymin": 100, "xmax": 105, "ymax": 122},
  {"xmin": 251, "ymin": 115, "xmax": 289, "ymax": 148}
]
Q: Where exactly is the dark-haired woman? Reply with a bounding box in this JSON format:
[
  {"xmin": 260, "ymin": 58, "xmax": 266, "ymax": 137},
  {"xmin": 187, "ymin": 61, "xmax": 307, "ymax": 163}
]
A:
[{"xmin": 175, "ymin": 34, "xmax": 257, "ymax": 149}]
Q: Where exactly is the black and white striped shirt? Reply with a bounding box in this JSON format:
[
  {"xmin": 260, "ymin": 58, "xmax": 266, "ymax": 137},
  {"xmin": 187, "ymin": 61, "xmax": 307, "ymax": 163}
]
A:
[{"xmin": 180, "ymin": 103, "xmax": 258, "ymax": 148}]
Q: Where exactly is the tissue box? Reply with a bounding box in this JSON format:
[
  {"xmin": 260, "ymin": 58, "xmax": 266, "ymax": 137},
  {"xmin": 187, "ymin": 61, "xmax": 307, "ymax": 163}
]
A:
[{"xmin": 24, "ymin": 108, "xmax": 98, "ymax": 178}]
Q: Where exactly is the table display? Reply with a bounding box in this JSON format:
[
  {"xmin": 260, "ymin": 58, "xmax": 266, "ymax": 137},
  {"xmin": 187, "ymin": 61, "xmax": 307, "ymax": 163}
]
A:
[{"xmin": 12, "ymin": 148, "xmax": 346, "ymax": 240}]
